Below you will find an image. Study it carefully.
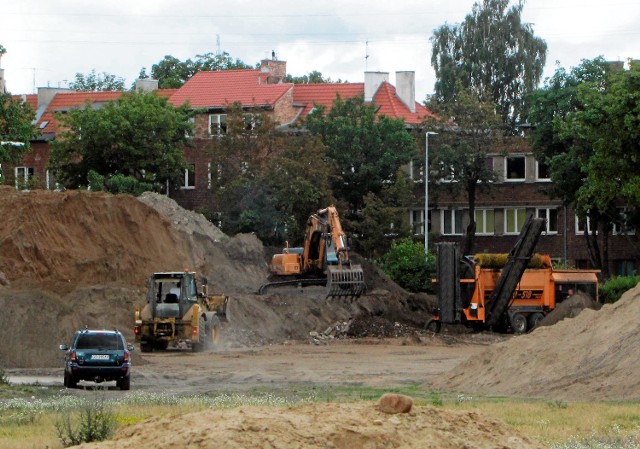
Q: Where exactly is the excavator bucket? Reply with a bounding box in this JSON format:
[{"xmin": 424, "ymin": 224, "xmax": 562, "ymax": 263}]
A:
[{"xmin": 326, "ymin": 264, "xmax": 366, "ymax": 298}]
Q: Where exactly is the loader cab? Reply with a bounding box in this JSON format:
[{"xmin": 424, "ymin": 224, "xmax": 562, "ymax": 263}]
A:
[{"xmin": 148, "ymin": 272, "xmax": 199, "ymax": 318}]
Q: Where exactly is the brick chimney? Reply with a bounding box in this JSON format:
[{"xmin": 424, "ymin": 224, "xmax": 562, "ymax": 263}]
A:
[
  {"xmin": 364, "ymin": 72, "xmax": 389, "ymax": 102},
  {"xmin": 395, "ymin": 71, "xmax": 416, "ymax": 112},
  {"xmin": 260, "ymin": 52, "xmax": 287, "ymax": 84}
]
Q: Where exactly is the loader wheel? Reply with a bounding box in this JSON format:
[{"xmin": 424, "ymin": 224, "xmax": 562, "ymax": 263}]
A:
[
  {"xmin": 192, "ymin": 316, "xmax": 207, "ymax": 352},
  {"xmin": 140, "ymin": 342, "xmax": 153, "ymax": 353},
  {"xmin": 528, "ymin": 312, "xmax": 545, "ymax": 331},
  {"xmin": 424, "ymin": 319, "xmax": 442, "ymax": 334},
  {"xmin": 510, "ymin": 313, "xmax": 528, "ymax": 334},
  {"xmin": 205, "ymin": 315, "xmax": 221, "ymax": 349}
]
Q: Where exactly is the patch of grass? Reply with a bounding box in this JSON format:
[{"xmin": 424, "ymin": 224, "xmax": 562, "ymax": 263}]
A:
[{"xmin": 55, "ymin": 395, "xmax": 116, "ymax": 447}]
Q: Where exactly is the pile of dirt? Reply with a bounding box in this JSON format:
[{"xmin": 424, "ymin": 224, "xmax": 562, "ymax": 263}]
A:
[
  {"xmin": 538, "ymin": 291, "xmax": 602, "ymax": 327},
  {"xmin": 428, "ymin": 283, "xmax": 640, "ymax": 401},
  {"xmin": 0, "ymin": 188, "xmax": 427, "ymax": 367},
  {"xmin": 76, "ymin": 402, "xmax": 544, "ymax": 449}
]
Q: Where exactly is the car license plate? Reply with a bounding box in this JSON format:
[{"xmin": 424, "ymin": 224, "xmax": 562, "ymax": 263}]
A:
[{"xmin": 91, "ymin": 354, "xmax": 109, "ymax": 360}]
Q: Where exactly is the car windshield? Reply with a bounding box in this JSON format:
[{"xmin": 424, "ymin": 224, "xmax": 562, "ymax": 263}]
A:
[{"xmin": 76, "ymin": 333, "xmax": 122, "ymax": 350}]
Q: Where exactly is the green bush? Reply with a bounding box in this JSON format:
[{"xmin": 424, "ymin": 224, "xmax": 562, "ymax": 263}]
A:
[
  {"xmin": 379, "ymin": 238, "xmax": 436, "ymax": 293},
  {"xmin": 599, "ymin": 276, "xmax": 640, "ymax": 304},
  {"xmin": 0, "ymin": 368, "xmax": 8, "ymax": 385},
  {"xmin": 55, "ymin": 396, "xmax": 116, "ymax": 447}
]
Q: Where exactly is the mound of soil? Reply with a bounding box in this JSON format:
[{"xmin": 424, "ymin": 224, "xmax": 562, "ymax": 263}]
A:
[
  {"xmin": 0, "ymin": 188, "xmax": 427, "ymax": 368},
  {"xmin": 76, "ymin": 402, "xmax": 544, "ymax": 449},
  {"xmin": 428, "ymin": 283, "xmax": 640, "ymax": 401},
  {"xmin": 538, "ymin": 291, "xmax": 602, "ymax": 327}
]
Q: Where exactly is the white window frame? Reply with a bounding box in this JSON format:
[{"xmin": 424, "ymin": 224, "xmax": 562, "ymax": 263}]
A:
[
  {"xmin": 613, "ymin": 207, "xmax": 635, "ymax": 235},
  {"xmin": 441, "ymin": 209, "xmax": 463, "ymax": 236},
  {"xmin": 410, "ymin": 209, "xmax": 428, "ymax": 235},
  {"xmin": 504, "ymin": 208, "xmax": 527, "ymax": 234},
  {"xmin": 535, "ymin": 159, "xmax": 551, "ymax": 182},
  {"xmin": 474, "ymin": 209, "xmax": 495, "ymax": 235},
  {"xmin": 505, "ymin": 155, "xmax": 526, "ymax": 182},
  {"xmin": 209, "ymin": 114, "xmax": 228, "ymax": 136},
  {"xmin": 181, "ymin": 163, "xmax": 195, "ymax": 190},
  {"xmin": 15, "ymin": 166, "xmax": 34, "ymax": 190},
  {"xmin": 575, "ymin": 215, "xmax": 595, "ymax": 235},
  {"xmin": 438, "ymin": 162, "xmax": 457, "ymax": 183},
  {"xmin": 536, "ymin": 207, "xmax": 558, "ymax": 234}
]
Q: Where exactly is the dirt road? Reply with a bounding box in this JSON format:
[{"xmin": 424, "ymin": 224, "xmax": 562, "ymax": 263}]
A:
[{"xmin": 8, "ymin": 337, "xmax": 494, "ymax": 393}]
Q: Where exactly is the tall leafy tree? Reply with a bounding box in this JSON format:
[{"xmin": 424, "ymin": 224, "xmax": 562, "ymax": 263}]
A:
[
  {"xmin": 305, "ymin": 96, "xmax": 416, "ymax": 214},
  {"xmin": 426, "ymin": 87, "xmax": 506, "ymax": 254},
  {"xmin": 284, "ymin": 71, "xmax": 339, "ymax": 84},
  {"xmin": 207, "ymin": 103, "xmax": 333, "ymax": 243},
  {"xmin": 68, "ymin": 69, "xmax": 126, "ymax": 91},
  {"xmin": 430, "ymin": 0, "xmax": 547, "ymax": 130},
  {"xmin": 0, "ymin": 94, "xmax": 37, "ymax": 183},
  {"xmin": 148, "ymin": 52, "xmax": 252, "ymax": 88},
  {"xmin": 49, "ymin": 92, "xmax": 192, "ymax": 191},
  {"xmin": 527, "ymin": 57, "xmax": 635, "ymax": 273}
]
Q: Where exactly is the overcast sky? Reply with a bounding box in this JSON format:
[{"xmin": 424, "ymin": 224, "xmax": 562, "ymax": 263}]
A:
[{"xmin": 1, "ymin": 0, "xmax": 639, "ymax": 101}]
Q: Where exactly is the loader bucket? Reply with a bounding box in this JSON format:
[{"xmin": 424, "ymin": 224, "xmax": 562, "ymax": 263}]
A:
[{"xmin": 326, "ymin": 264, "xmax": 366, "ymax": 298}]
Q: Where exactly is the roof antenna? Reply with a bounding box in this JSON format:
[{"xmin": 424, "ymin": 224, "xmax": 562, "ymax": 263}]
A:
[{"xmin": 365, "ymin": 40, "xmax": 370, "ymax": 71}]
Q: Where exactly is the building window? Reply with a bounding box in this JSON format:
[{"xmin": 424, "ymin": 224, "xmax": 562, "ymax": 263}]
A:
[
  {"xmin": 181, "ymin": 164, "xmax": 195, "ymax": 189},
  {"xmin": 505, "ymin": 208, "xmax": 526, "ymax": 234},
  {"xmin": 505, "ymin": 155, "xmax": 526, "ymax": 181},
  {"xmin": 209, "ymin": 114, "xmax": 227, "ymax": 135},
  {"xmin": 45, "ymin": 170, "xmax": 63, "ymax": 191},
  {"xmin": 616, "ymin": 260, "xmax": 637, "ymax": 276},
  {"xmin": 575, "ymin": 215, "xmax": 595, "ymax": 234},
  {"xmin": 408, "ymin": 159, "xmax": 425, "ymax": 182},
  {"xmin": 15, "ymin": 166, "xmax": 34, "ymax": 190},
  {"xmin": 441, "ymin": 209, "xmax": 463, "ymax": 236},
  {"xmin": 475, "ymin": 209, "xmax": 495, "ymax": 235},
  {"xmin": 536, "ymin": 207, "xmax": 558, "ymax": 234},
  {"xmin": 536, "ymin": 159, "xmax": 551, "ymax": 181},
  {"xmin": 410, "ymin": 209, "xmax": 429, "ymax": 235},
  {"xmin": 613, "ymin": 207, "xmax": 635, "ymax": 235},
  {"xmin": 438, "ymin": 162, "xmax": 457, "ymax": 183}
]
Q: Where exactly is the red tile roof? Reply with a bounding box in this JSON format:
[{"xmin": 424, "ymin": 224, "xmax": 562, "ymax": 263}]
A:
[
  {"xmin": 169, "ymin": 70, "xmax": 293, "ymax": 108},
  {"xmin": 12, "ymin": 94, "xmax": 38, "ymax": 111},
  {"xmin": 292, "ymin": 81, "xmax": 434, "ymax": 125},
  {"xmin": 37, "ymin": 89, "xmax": 177, "ymax": 134}
]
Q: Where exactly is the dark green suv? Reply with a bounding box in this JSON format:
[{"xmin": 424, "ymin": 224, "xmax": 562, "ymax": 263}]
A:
[{"xmin": 60, "ymin": 329, "xmax": 134, "ymax": 390}]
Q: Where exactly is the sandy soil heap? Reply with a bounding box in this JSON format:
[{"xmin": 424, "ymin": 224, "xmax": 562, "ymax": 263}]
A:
[
  {"xmin": 429, "ymin": 283, "xmax": 640, "ymax": 401},
  {"xmin": 75, "ymin": 403, "xmax": 544, "ymax": 449}
]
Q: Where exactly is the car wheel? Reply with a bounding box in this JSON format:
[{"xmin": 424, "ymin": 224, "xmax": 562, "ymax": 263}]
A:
[
  {"xmin": 117, "ymin": 376, "xmax": 130, "ymax": 391},
  {"xmin": 64, "ymin": 371, "xmax": 77, "ymax": 389}
]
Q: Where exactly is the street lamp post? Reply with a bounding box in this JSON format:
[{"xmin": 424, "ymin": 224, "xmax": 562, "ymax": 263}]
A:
[{"xmin": 424, "ymin": 131, "xmax": 438, "ymax": 255}]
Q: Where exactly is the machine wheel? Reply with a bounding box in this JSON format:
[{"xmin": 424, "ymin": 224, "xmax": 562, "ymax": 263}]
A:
[
  {"xmin": 64, "ymin": 371, "xmax": 77, "ymax": 389},
  {"xmin": 510, "ymin": 313, "xmax": 528, "ymax": 334},
  {"xmin": 423, "ymin": 319, "xmax": 442, "ymax": 334},
  {"xmin": 140, "ymin": 342, "xmax": 153, "ymax": 353},
  {"xmin": 154, "ymin": 341, "xmax": 169, "ymax": 350},
  {"xmin": 117, "ymin": 376, "xmax": 131, "ymax": 391},
  {"xmin": 205, "ymin": 315, "xmax": 221, "ymax": 349},
  {"xmin": 528, "ymin": 312, "xmax": 545, "ymax": 331},
  {"xmin": 192, "ymin": 316, "xmax": 207, "ymax": 352}
]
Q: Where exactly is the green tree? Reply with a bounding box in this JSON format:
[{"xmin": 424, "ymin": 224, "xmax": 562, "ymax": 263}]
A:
[
  {"xmin": 49, "ymin": 92, "xmax": 192, "ymax": 191},
  {"xmin": 0, "ymin": 93, "xmax": 37, "ymax": 183},
  {"xmin": 527, "ymin": 57, "xmax": 634, "ymax": 273},
  {"xmin": 68, "ymin": 69, "xmax": 126, "ymax": 91},
  {"xmin": 305, "ymin": 95, "xmax": 416, "ymax": 214},
  {"xmin": 207, "ymin": 103, "xmax": 333, "ymax": 242},
  {"xmin": 284, "ymin": 70, "xmax": 337, "ymax": 84},
  {"xmin": 379, "ymin": 238, "xmax": 436, "ymax": 293},
  {"xmin": 426, "ymin": 87, "xmax": 506, "ymax": 254},
  {"xmin": 352, "ymin": 170, "xmax": 414, "ymax": 258},
  {"xmin": 430, "ymin": 0, "xmax": 547, "ymax": 131},
  {"xmin": 149, "ymin": 52, "xmax": 252, "ymax": 88}
]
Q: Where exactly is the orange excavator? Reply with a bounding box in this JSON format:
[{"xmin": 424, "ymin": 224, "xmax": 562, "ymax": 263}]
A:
[{"xmin": 259, "ymin": 206, "xmax": 366, "ymax": 298}]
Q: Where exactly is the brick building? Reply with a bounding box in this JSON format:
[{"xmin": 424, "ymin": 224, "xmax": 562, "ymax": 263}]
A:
[{"xmin": 6, "ymin": 57, "xmax": 638, "ymax": 274}]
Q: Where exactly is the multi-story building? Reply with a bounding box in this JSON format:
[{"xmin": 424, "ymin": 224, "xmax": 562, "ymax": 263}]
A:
[{"xmin": 6, "ymin": 57, "xmax": 638, "ymax": 274}]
